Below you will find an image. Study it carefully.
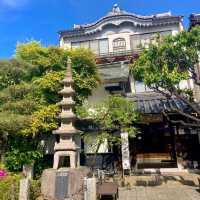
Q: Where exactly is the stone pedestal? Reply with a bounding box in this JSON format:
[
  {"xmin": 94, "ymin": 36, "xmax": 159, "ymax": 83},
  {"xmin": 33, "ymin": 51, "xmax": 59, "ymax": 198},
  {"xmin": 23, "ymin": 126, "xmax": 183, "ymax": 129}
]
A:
[
  {"xmin": 53, "ymin": 150, "xmax": 78, "ymax": 169},
  {"xmin": 177, "ymin": 157, "xmax": 184, "ymax": 170},
  {"xmin": 41, "ymin": 168, "xmax": 89, "ymax": 200},
  {"xmin": 84, "ymin": 177, "xmax": 96, "ymax": 200},
  {"xmin": 19, "ymin": 178, "xmax": 30, "ymax": 200}
]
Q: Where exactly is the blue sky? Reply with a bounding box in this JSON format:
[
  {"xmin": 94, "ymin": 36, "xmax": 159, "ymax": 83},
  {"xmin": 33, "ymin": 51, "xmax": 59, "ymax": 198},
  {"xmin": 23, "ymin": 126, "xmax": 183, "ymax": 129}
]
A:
[{"xmin": 0, "ymin": 0, "xmax": 199, "ymax": 58}]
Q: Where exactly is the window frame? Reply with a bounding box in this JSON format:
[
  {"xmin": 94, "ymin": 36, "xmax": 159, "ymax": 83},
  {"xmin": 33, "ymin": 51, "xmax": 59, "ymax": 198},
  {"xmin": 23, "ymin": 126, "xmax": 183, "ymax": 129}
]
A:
[
  {"xmin": 71, "ymin": 38, "xmax": 109, "ymax": 55},
  {"xmin": 113, "ymin": 37, "xmax": 126, "ymax": 52}
]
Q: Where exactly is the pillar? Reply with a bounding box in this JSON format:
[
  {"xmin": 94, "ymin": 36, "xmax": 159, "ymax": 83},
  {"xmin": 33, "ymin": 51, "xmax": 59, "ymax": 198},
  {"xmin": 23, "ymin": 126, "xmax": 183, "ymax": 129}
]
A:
[
  {"xmin": 120, "ymin": 132, "xmax": 131, "ymax": 175},
  {"xmin": 174, "ymin": 126, "xmax": 184, "ymax": 170}
]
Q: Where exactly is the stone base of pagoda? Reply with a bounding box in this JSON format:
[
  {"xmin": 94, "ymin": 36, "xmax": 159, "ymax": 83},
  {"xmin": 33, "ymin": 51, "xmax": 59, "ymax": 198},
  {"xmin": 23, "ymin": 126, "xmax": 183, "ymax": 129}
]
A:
[
  {"xmin": 53, "ymin": 144, "xmax": 80, "ymax": 169},
  {"xmin": 41, "ymin": 167, "xmax": 90, "ymax": 200},
  {"xmin": 54, "ymin": 141, "xmax": 77, "ymax": 151}
]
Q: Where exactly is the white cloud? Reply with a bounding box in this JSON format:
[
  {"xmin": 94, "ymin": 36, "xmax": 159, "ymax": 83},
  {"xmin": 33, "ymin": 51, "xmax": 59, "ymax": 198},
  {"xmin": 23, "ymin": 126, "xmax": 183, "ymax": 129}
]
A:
[{"xmin": 0, "ymin": 0, "xmax": 29, "ymax": 8}]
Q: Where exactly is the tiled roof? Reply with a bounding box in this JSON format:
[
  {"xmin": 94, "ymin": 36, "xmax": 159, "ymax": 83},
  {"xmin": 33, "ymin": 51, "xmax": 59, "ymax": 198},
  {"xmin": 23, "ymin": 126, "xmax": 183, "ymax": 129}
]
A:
[
  {"xmin": 59, "ymin": 5, "xmax": 182, "ymax": 37},
  {"xmin": 126, "ymin": 92, "xmax": 189, "ymax": 114}
]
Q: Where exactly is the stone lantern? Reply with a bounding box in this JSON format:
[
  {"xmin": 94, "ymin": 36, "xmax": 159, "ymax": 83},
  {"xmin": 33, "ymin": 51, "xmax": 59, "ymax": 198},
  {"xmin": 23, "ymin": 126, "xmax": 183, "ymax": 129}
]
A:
[{"xmin": 53, "ymin": 58, "xmax": 80, "ymax": 169}]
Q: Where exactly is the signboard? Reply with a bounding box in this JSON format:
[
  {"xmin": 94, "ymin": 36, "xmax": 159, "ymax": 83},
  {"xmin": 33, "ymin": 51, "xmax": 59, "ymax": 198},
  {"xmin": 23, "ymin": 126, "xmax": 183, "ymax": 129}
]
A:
[
  {"xmin": 121, "ymin": 132, "xmax": 130, "ymax": 170},
  {"xmin": 55, "ymin": 171, "xmax": 69, "ymax": 199},
  {"xmin": 142, "ymin": 114, "xmax": 163, "ymax": 123}
]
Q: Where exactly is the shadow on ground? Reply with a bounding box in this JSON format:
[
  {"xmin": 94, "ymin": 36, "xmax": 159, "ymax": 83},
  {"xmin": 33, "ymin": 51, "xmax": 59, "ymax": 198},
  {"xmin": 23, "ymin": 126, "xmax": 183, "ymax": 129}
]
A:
[{"xmin": 196, "ymin": 188, "xmax": 200, "ymax": 193}]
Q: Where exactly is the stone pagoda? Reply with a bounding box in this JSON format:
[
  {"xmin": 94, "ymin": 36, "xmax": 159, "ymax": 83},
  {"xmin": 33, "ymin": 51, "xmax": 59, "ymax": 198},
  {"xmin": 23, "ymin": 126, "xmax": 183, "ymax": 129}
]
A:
[{"xmin": 53, "ymin": 58, "xmax": 79, "ymax": 169}]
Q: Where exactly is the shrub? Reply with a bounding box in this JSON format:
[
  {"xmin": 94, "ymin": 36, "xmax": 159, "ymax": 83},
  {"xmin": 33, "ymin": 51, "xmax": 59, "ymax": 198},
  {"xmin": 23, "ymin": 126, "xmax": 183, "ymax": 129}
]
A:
[
  {"xmin": 0, "ymin": 169, "xmax": 7, "ymax": 178},
  {"xmin": 0, "ymin": 174, "xmax": 21, "ymax": 200},
  {"xmin": 30, "ymin": 179, "xmax": 42, "ymax": 200}
]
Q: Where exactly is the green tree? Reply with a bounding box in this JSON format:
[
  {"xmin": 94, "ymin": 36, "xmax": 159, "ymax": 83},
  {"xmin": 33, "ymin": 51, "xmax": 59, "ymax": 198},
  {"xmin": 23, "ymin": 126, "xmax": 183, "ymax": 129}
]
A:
[
  {"xmin": 77, "ymin": 95, "xmax": 139, "ymax": 169},
  {"xmin": 0, "ymin": 41, "xmax": 99, "ymax": 171},
  {"xmin": 130, "ymin": 26, "xmax": 200, "ymax": 126},
  {"xmin": 0, "ymin": 59, "xmax": 29, "ymax": 89}
]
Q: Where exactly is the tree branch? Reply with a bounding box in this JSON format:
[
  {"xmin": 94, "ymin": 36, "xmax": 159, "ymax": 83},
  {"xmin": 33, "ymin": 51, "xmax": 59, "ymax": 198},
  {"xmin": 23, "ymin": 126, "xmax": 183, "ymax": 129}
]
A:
[
  {"xmin": 167, "ymin": 108, "xmax": 200, "ymax": 122},
  {"xmin": 150, "ymin": 85, "xmax": 200, "ymax": 116},
  {"xmin": 172, "ymin": 90, "xmax": 200, "ymax": 116},
  {"xmin": 162, "ymin": 111, "xmax": 200, "ymax": 127}
]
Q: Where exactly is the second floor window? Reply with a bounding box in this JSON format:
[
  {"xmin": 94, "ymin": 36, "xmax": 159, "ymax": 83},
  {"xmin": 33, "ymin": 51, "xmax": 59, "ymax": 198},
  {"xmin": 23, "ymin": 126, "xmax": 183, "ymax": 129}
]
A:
[
  {"xmin": 99, "ymin": 39, "xmax": 109, "ymax": 55},
  {"xmin": 113, "ymin": 38, "xmax": 126, "ymax": 52},
  {"xmin": 71, "ymin": 39, "xmax": 108, "ymax": 55}
]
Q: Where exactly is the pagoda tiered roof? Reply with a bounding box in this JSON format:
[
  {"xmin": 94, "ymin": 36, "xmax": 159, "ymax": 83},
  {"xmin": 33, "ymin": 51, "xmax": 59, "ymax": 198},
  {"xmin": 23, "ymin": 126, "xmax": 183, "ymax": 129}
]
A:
[
  {"xmin": 53, "ymin": 126, "xmax": 78, "ymax": 135},
  {"xmin": 59, "ymin": 87, "xmax": 75, "ymax": 95},
  {"xmin": 60, "ymin": 111, "xmax": 76, "ymax": 120},
  {"xmin": 53, "ymin": 58, "xmax": 79, "ymax": 136},
  {"xmin": 58, "ymin": 99, "xmax": 75, "ymax": 106}
]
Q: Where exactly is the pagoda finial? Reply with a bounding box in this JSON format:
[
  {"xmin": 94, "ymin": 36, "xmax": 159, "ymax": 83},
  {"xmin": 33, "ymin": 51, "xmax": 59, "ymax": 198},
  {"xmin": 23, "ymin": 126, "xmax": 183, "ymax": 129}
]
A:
[
  {"xmin": 112, "ymin": 3, "xmax": 121, "ymax": 13},
  {"xmin": 66, "ymin": 57, "xmax": 73, "ymax": 82}
]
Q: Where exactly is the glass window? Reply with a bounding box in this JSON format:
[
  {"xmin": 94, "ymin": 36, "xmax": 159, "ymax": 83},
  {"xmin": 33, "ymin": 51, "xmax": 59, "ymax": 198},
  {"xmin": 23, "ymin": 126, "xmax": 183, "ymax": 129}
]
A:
[
  {"xmin": 160, "ymin": 30, "xmax": 172, "ymax": 37},
  {"xmin": 113, "ymin": 38, "xmax": 126, "ymax": 52},
  {"xmin": 99, "ymin": 39, "xmax": 109, "ymax": 55},
  {"xmin": 80, "ymin": 41, "xmax": 89, "ymax": 49},
  {"xmin": 90, "ymin": 40, "xmax": 99, "ymax": 54},
  {"xmin": 131, "ymin": 35, "xmax": 141, "ymax": 50},
  {"xmin": 71, "ymin": 42, "xmax": 80, "ymax": 48},
  {"xmin": 131, "ymin": 31, "xmax": 172, "ymax": 50}
]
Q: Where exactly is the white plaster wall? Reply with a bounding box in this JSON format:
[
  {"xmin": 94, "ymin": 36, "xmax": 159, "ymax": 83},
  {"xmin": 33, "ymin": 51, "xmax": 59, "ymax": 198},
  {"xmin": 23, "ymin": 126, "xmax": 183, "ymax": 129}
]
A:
[
  {"xmin": 179, "ymin": 80, "xmax": 190, "ymax": 90},
  {"xmin": 84, "ymin": 85, "xmax": 110, "ymax": 154},
  {"xmin": 172, "ymin": 26, "xmax": 181, "ymax": 36},
  {"xmin": 87, "ymin": 85, "xmax": 109, "ymax": 105},
  {"xmin": 61, "ymin": 23, "xmax": 181, "ymax": 50},
  {"xmin": 129, "ymin": 75, "xmax": 136, "ymax": 93},
  {"xmin": 84, "ymin": 133, "xmax": 109, "ymax": 153},
  {"xmin": 179, "ymin": 79, "xmax": 194, "ymax": 90}
]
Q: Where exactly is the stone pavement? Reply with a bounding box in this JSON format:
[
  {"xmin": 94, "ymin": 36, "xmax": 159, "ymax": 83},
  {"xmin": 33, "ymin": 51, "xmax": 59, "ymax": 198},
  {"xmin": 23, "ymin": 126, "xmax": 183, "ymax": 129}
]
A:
[{"xmin": 119, "ymin": 185, "xmax": 200, "ymax": 200}]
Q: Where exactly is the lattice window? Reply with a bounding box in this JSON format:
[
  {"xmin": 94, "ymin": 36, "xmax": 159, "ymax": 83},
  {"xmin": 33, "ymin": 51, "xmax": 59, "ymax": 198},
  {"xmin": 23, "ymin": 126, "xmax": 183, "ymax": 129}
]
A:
[{"xmin": 113, "ymin": 38, "xmax": 126, "ymax": 52}]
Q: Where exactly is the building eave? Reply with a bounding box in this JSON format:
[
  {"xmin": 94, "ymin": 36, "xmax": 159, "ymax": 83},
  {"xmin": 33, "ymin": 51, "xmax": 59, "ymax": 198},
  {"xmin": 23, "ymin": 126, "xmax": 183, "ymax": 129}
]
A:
[
  {"xmin": 189, "ymin": 13, "xmax": 200, "ymax": 30},
  {"xmin": 58, "ymin": 12, "xmax": 183, "ymax": 38}
]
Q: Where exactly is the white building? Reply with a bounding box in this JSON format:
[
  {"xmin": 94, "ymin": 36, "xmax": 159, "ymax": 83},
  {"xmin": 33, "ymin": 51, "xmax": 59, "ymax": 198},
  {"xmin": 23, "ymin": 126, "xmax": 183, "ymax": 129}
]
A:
[
  {"xmin": 59, "ymin": 4, "xmax": 191, "ymax": 99},
  {"xmin": 57, "ymin": 5, "xmax": 200, "ymax": 171}
]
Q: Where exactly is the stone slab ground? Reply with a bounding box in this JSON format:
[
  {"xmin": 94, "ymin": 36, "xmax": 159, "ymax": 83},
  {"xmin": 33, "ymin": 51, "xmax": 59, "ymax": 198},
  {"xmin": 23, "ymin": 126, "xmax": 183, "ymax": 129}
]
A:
[{"xmin": 119, "ymin": 185, "xmax": 200, "ymax": 200}]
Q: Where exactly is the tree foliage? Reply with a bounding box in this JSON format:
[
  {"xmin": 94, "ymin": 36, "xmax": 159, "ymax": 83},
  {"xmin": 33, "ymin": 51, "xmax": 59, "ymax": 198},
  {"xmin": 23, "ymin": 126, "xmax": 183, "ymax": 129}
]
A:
[
  {"xmin": 0, "ymin": 41, "xmax": 99, "ymax": 171},
  {"xmin": 77, "ymin": 95, "xmax": 139, "ymax": 154},
  {"xmin": 130, "ymin": 26, "xmax": 200, "ymax": 125}
]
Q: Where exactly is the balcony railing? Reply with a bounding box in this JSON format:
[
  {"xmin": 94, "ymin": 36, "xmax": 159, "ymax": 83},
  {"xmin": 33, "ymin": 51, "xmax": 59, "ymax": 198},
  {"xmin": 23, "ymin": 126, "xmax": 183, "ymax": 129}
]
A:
[
  {"xmin": 95, "ymin": 49, "xmax": 142, "ymax": 64},
  {"xmin": 96, "ymin": 49, "xmax": 142, "ymax": 58}
]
